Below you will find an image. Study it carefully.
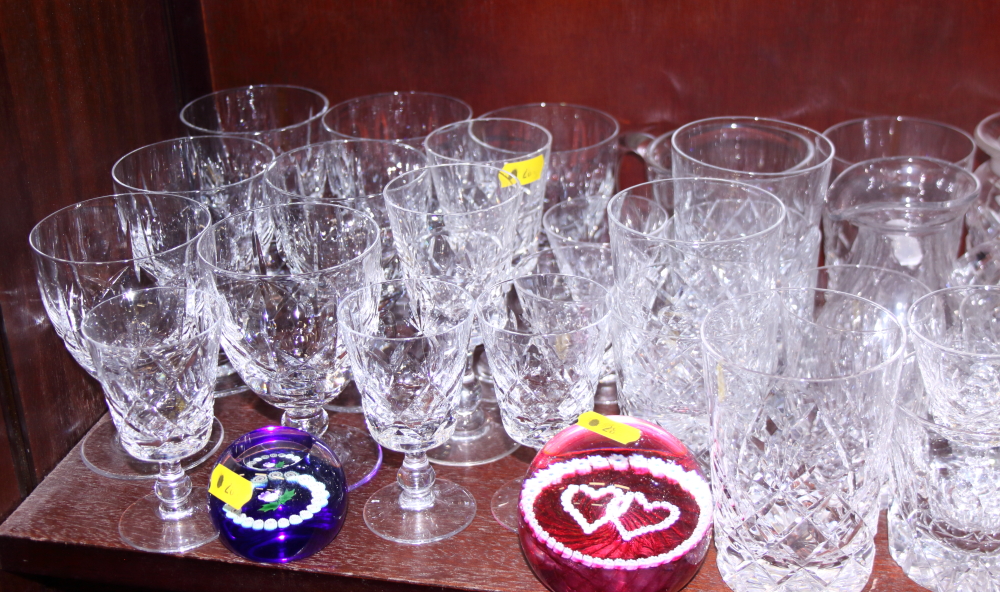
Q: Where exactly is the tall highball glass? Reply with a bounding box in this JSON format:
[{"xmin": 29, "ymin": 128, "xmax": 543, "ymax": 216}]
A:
[
  {"xmin": 29, "ymin": 193, "xmax": 220, "ymax": 480},
  {"xmin": 384, "ymin": 163, "xmax": 523, "ymax": 466},
  {"xmin": 180, "ymin": 84, "xmax": 329, "ymax": 154},
  {"xmin": 199, "ymin": 203, "xmax": 384, "ymax": 490},
  {"xmin": 703, "ymin": 287, "xmax": 906, "ymax": 592},
  {"xmin": 608, "ymin": 179, "xmax": 785, "ymax": 472},
  {"xmin": 340, "ymin": 278, "xmax": 477, "ymax": 544},
  {"xmin": 477, "ymin": 273, "xmax": 611, "ymax": 530},
  {"xmin": 822, "ymin": 115, "xmax": 975, "ymax": 180},
  {"xmin": 671, "ymin": 116, "xmax": 833, "ymax": 283},
  {"xmin": 82, "ymin": 287, "xmax": 222, "ymax": 553}
]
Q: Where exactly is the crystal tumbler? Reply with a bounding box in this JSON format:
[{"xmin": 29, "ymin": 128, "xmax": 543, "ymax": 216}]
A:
[
  {"xmin": 967, "ymin": 113, "xmax": 1000, "ymax": 249},
  {"xmin": 322, "ymin": 91, "xmax": 472, "ymax": 148},
  {"xmin": 703, "ymin": 287, "xmax": 906, "ymax": 592},
  {"xmin": 889, "ymin": 393, "xmax": 1000, "ymax": 592},
  {"xmin": 609, "ymin": 179, "xmax": 785, "ymax": 471},
  {"xmin": 672, "ymin": 117, "xmax": 833, "ymax": 283},
  {"xmin": 824, "ymin": 157, "xmax": 980, "ymax": 290}
]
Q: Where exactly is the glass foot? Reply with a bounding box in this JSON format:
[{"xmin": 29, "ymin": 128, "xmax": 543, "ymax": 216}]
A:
[
  {"xmin": 81, "ymin": 417, "xmax": 224, "ymax": 480},
  {"xmin": 426, "ymin": 404, "xmax": 518, "ymax": 467},
  {"xmin": 321, "ymin": 425, "xmax": 382, "ymax": 491},
  {"xmin": 119, "ymin": 488, "xmax": 218, "ymax": 553},
  {"xmin": 491, "ymin": 478, "xmax": 524, "ymax": 532},
  {"xmin": 364, "ymin": 479, "xmax": 476, "ymax": 545},
  {"xmin": 323, "ymin": 381, "xmax": 363, "ymax": 414}
]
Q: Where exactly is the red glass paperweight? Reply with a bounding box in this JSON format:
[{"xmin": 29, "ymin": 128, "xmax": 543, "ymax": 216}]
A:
[{"xmin": 518, "ymin": 415, "xmax": 712, "ymax": 592}]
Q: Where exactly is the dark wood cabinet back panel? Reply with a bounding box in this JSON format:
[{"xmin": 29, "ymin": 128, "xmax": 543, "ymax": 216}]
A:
[
  {"xmin": 198, "ymin": 0, "xmax": 1000, "ymax": 134},
  {"xmin": 0, "ymin": 0, "xmax": 193, "ymax": 485}
]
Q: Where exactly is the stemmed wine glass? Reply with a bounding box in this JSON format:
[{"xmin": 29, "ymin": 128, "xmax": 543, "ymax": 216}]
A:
[
  {"xmin": 477, "ymin": 273, "xmax": 611, "ymax": 530},
  {"xmin": 198, "ymin": 202, "xmax": 384, "ymax": 490},
  {"xmin": 29, "ymin": 193, "xmax": 221, "ymax": 480},
  {"xmin": 383, "ymin": 163, "xmax": 523, "ymax": 466},
  {"xmin": 264, "ymin": 139, "xmax": 427, "ymax": 414},
  {"xmin": 82, "ymin": 286, "xmax": 222, "ymax": 553},
  {"xmin": 339, "ymin": 278, "xmax": 478, "ymax": 544},
  {"xmin": 180, "ymin": 84, "xmax": 330, "ymax": 154}
]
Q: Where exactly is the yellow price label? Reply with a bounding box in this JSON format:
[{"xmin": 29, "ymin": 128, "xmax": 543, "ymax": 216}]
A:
[
  {"xmin": 577, "ymin": 411, "xmax": 641, "ymax": 445},
  {"xmin": 499, "ymin": 154, "xmax": 545, "ymax": 187},
  {"xmin": 209, "ymin": 464, "xmax": 254, "ymax": 510}
]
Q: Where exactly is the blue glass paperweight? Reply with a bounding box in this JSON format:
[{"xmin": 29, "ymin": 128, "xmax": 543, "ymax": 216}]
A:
[{"xmin": 208, "ymin": 426, "xmax": 348, "ymax": 563}]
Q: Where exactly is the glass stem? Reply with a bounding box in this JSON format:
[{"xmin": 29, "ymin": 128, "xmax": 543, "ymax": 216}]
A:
[
  {"xmin": 397, "ymin": 451, "xmax": 436, "ymax": 511},
  {"xmin": 283, "ymin": 405, "xmax": 329, "ymax": 438},
  {"xmin": 450, "ymin": 351, "xmax": 487, "ymax": 438},
  {"xmin": 155, "ymin": 460, "xmax": 193, "ymax": 520}
]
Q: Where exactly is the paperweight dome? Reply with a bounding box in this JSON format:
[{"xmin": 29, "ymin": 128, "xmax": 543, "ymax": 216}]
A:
[
  {"xmin": 518, "ymin": 414, "xmax": 712, "ymax": 592},
  {"xmin": 208, "ymin": 426, "xmax": 348, "ymax": 563}
]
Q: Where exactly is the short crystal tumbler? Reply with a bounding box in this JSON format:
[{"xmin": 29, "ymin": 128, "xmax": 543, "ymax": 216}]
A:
[
  {"xmin": 702, "ymin": 287, "xmax": 906, "ymax": 592},
  {"xmin": 889, "ymin": 395, "xmax": 1000, "ymax": 592}
]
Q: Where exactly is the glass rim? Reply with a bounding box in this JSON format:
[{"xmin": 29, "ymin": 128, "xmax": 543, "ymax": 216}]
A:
[
  {"xmin": 81, "ymin": 286, "xmax": 221, "ymax": 349},
  {"xmin": 823, "ymin": 115, "xmax": 975, "ymax": 168},
  {"xmin": 608, "ymin": 178, "xmax": 787, "ymax": 247},
  {"xmin": 381, "ymin": 163, "xmax": 523, "ymax": 216},
  {"xmin": 644, "ymin": 130, "xmax": 674, "ymax": 176},
  {"xmin": 112, "ymin": 136, "xmax": 276, "ymax": 193},
  {"xmin": 829, "ymin": 156, "xmax": 982, "ymax": 218},
  {"xmin": 179, "ymin": 84, "xmax": 330, "ymax": 136},
  {"xmin": 479, "ymin": 102, "xmax": 621, "ymax": 156},
  {"xmin": 975, "ymin": 112, "xmax": 1000, "ymax": 157},
  {"xmin": 423, "ymin": 117, "xmax": 553, "ymax": 163},
  {"xmin": 264, "ymin": 138, "xmax": 427, "ymax": 200},
  {"xmin": 29, "ymin": 193, "xmax": 212, "ymax": 265},
  {"xmin": 475, "ymin": 273, "xmax": 611, "ymax": 336},
  {"xmin": 908, "ymin": 285, "xmax": 1000, "ymax": 359},
  {"xmin": 671, "ymin": 116, "xmax": 834, "ymax": 179},
  {"xmin": 701, "ymin": 287, "xmax": 908, "ymax": 383},
  {"xmin": 896, "ymin": 393, "xmax": 1000, "ymax": 438},
  {"xmin": 198, "ymin": 202, "xmax": 381, "ymax": 280},
  {"xmin": 338, "ymin": 277, "xmax": 476, "ymax": 342},
  {"xmin": 322, "ymin": 90, "xmax": 474, "ymax": 142}
]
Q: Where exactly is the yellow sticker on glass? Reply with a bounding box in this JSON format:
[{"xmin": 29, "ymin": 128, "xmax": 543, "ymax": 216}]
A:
[
  {"xmin": 499, "ymin": 154, "xmax": 545, "ymax": 187},
  {"xmin": 577, "ymin": 411, "xmax": 641, "ymax": 445},
  {"xmin": 209, "ymin": 464, "xmax": 254, "ymax": 510}
]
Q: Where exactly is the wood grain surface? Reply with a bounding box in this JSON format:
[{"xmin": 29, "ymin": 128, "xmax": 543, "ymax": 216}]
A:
[
  {"xmin": 0, "ymin": 391, "xmax": 928, "ymax": 592},
  {"xmin": 0, "ymin": 0, "xmax": 191, "ymax": 491},
  {"xmin": 197, "ymin": 0, "xmax": 1000, "ymax": 135}
]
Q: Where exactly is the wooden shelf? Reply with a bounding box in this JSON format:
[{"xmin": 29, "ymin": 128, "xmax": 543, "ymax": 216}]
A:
[{"xmin": 0, "ymin": 391, "xmax": 926, "ymax": 591}]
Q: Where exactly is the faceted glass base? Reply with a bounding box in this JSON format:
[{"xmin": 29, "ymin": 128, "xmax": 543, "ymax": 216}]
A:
[
  {"xmin": 81, "ymin": 417, "xmax": 224, "ymax": 480},
  {"xmin": 321, "ymin": 425, "xmax": 382, "ymax": 491},
  {"xmin": 889, "ymin": 503, "xmax": 1000, "ymax": 592},
  {"xmin": 426, "ymin": 404, "xmax": 518, "ymax": 467},
  {"xmin": 364, "ymin": 479, "xmax": 476, "ymax": 545},
  {"xmin": 715, "ymin": 525, "xmax": 875, "ymax": 592},
  {"xmin": 119, "ymin": 488, "xmax": 218, "ymax": 553},
  {"xmin": 491, "ymin": 478, "xmax": 523, "ymax": 532}
]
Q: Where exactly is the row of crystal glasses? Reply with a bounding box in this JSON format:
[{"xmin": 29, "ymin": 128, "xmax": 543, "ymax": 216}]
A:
[{"xmin": 29, "ymin": 80, "xmax": 1000, "ymax": 591}]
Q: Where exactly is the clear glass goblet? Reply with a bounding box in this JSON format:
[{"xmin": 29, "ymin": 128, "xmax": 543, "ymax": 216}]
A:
[
  {"xmin": 82, "ymin": 286, "xmax": 222, "ymax": 553},
  {"xmin": 425, "ymin": 118, "xmax": 553, "ymax": 258},
  {"xmin": 180, "ymin": 84, "xmax": 329, "ymax": 154},
  {"xmin": 384, "ymin": 163, "xmax": 523, "ymax": 466},
  {"xmin": 199, "ymin": 202, "xmax": 384, "ymax": 490},
  {"xmin": 29, "ymin": 193, "xmax": 222, "ymax": 480},
  {"xmin": 265, "ymin": 139, "xmax": 428, "ymax": 414},
  {"xmin": 323, "ymin": 91, "xmax": 472, "ymax": 148},
  {"xmin": 477, "ymin": 273, "xmax": 611, "ymax": 530},
  {"xmin": 340, "ymin": 278, "xmax": 478, "ymax": 544}
]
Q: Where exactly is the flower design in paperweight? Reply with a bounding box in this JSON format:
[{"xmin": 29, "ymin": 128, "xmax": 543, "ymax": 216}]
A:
[
  {"xmin": 518, "ymin": 414, "xmax": 712, "ymax": 592},
  {"xmin": 208, "ymin": 426, "xmax": 348, "ymax": 563}
]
